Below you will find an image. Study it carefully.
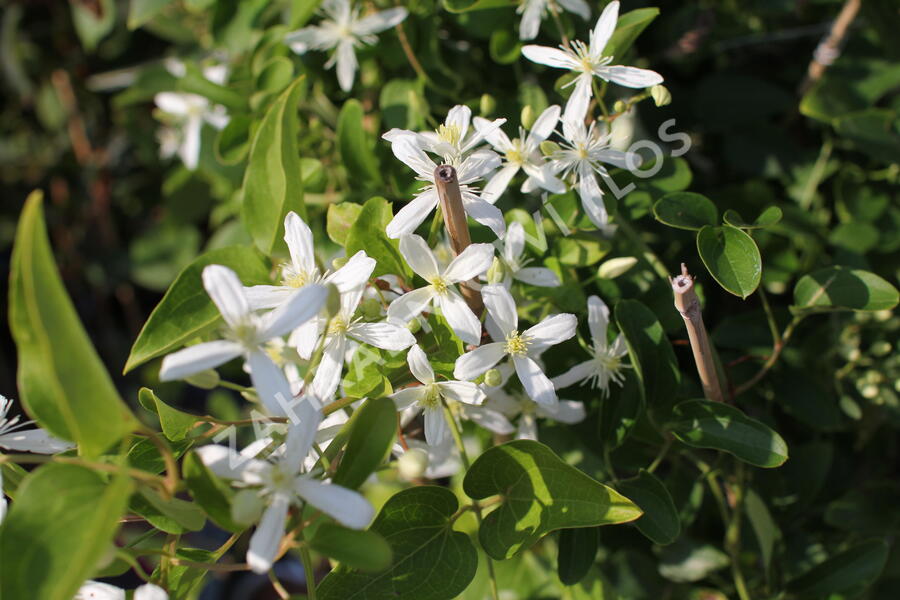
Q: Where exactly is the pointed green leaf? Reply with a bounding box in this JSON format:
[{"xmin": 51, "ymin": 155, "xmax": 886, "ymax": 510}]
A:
[
  {"xmin": 310, "ymin": 523, "xmax": 392, "ymax": 572},
  {"xmin": 786, "ymin": 539, "xmax": 888, "ymax": 598},
  {"xmin": 241, "ymin": 76, "xmax": 307, "ymax": 255},
  {"xmin": 131, "ymin": 486, "xmax": 206, "ymax": 533},
  {"xmin": 792, "ymin": 266, "xmax": 899, "ymax": 313},
  {"xmin": 614, "ymin": 299, "xmax": 680, "ymax": 407},
  {"xmin": 182, "ymin": 451, "xmax": 242, "ymax": 532},
  {"xmin": 318, "ymin": 486, "xmax": 477, "ymax": 600},
  {"xmin": 463, "ymin": 440, "xmax": 642, "ymax": 560},
  {"xmin": 139, "ymin": 388, "xmax": 197, "ymax": 442},
  {"xmin": 0, "ymin": 464, "xmax": 133, "ymax": 600},
  {"xmin": 697, "ymin": 225, "xmax": 762, "ymax": 298},
  {"xmin": 337, "ymin": 99, "xmax": 383, "ymax": 188},
  {"xmin": 345, "ymin": 197, "xmax": 411, "ymax": 279},
  {"xmin": 723, "ymin": 206, "xmax": 782, "ymax": 229},
  {"xmin": 9, "ymin": 192, "xmax": 136, "ymax": 456},
  {"xmin": 603, "ymin": 8, "xmax": 660, "ymax": 61},
  {"xmin": 666, "ymin": 400, "xmax": 788, "ymax": 468},
  {"xmin": 332, "ymin": 398, "xmax": 396, "ymax": 490},
  {"xmin": 653, "ymin": 192, "xmax": 718, "ymax": 231},
  {"xmin": 557, "ymin": 527, "xmax": 599, "ymax": 585},
  {"xmin": 128, "ymin": 0, "xmax": 172, "ymax": 29},
  {"xmin": 616, "ymin": 469, "xmax": 680, "ymax": 545},
  {"xmin": 327, "ymin": 202, "xmax": 363, "ymax": 247},
  {"xmin": 599, "ymin": 370, "xmax": 644, "ymax": 449},
  {"xmin": 442, "ymin": 0, "xmax": 516, "ymax": 13},
  {"xmin": 744, "ymin": 489, "xmax": 779, "ymax": 578},
  {"xmin": 125, "ymin": 246, "xmax": 270, "ymax": 372}
]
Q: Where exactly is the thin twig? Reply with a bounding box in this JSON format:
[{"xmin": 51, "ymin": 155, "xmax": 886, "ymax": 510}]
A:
[
  {"xmin": 671, "ymin": 264, "xmax": 725, "ymax": 403},
  {"xmin": 799, "ymin": 0, "xmax": 860, "ymax": 94}
]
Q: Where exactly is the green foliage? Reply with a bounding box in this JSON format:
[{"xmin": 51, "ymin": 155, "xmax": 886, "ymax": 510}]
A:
[
  {"xmin": 653, "ymin": 192, "xmax": 718, "ymax": 231},
  {"xmin": 557, "ymin": 527, "xmax": 599, "ymax": 585},
  {"xmin": 614, "ymin": 299, "xmax": 680, "ymax": 409},
  {"xmin": 696, "ymin": 225, "xmax": 762, "ymax": 298},
  {"xmin": 792, "ymin": 266, "xmax": 899, "ymax": 313},
  {"xmin": 309, "ymin": 523, "xmax": 393, "ymax": 572},
  {"xmin": 345, "ymin": 197, "xmax": 411, "ymax": 279},
  {"xmin": 337, "ymin": 99, "xmax": 383, "ymax": 189},
  {"xmin": 616, "ymin": 469, "xmax": 680, "ymax": 545},
  {"xmin": 786, "ymin": 539, "xmax": 889, "ymax": 598},
  {"xmin": 332, "ymin": 398, "xmax": 396, "ymax": 490}
]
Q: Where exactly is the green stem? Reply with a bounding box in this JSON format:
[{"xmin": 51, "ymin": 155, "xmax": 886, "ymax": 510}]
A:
[
  {"xmin": 647, "ymin": 438, "xmax": 672, "ymax": 474},
  {"xmin": 733, "ymin": 314, "xmax": 805, "ymax": 397},
  {"xmin": 757, "ymin": 287, "xmax": 782, "ymax": 347},
  {"xmin": 726, "ymin": 461, "xmax": 751, "ymax": 600},
  {"xmin": 592, "ymin": 78, "xmax": 609, "ymax": 121},
  {"xmin": 300, "ymin": 543, "xmax": 318, "ymax": 600},
  {"xmin": 602, "ymin": 446, "xmax": 619, "ymax": 483},
  {"xmin": 427, "ymin": 205, "xmax": 444, "ymax": 248},
  {"xmin": 219, "ymin": 380, "xmax": 251, "ymax": 392}
]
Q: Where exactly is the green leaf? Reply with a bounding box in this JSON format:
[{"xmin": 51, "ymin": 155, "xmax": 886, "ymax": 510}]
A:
[
  {"xmin": 9, "ymin": 192, "xmax": 136, "ymax": 456},
  {"xmin": 696, "ymin": 225, "xmax": 762, "ymax": 299},
  {"xmin": 614, "ymin": 299, "xmax": 680, "ymax": 408},
  {"xmin": 139, "ymin": 388, "xmax": 197, "ymax": 441},
  {"xmin": 332, "ymin": 398, "xmax": 396, "ymax": 490},
  {"xmin": 345, "ymin": 197, "xmax": 411, "ymax": 279},
  {"xmin": 131, "ymin": 486, "xmax": 206, "ymax": 533},
  {"xmin": 557, "ymin": 527, "xmax": 599, "ymax": 585},
  {"xmin": 128, "ymin": 0, "xmax": 172, "ymax": 29},
  {"xmin": 652, "ymin": 192, "xmax": 718, "ymax": 231},
  {"xmin": 463, "ymin": 440, "xmax": 641, "ymax": 559},
  {"xmin": 318, "ymin": 486, "xmax": 477, "ymax": 600},
  {"xmin": 327, "ymin": 202, "xmax": 363, "ymax": 247},
  {"xmin": 337, "ymin": 99, "xmax": 383, "ymax": 188},
  {"xmin": 722, "ymin": 206, "xmax": 782, "ymax": 229},
  {"xmin": 125, "ymin": 246, "xmax": 270, "ymax": 372},
  {"xmin": 310, "ymin": 523, "xmax": 392, "ymax": 572},
  {"xmin": 603, "ymin": 8, "xmax": 660, "ymax": 61},
  {"xmin": 182, "ymin": 451, "xmax": 242, "ymax": 532},
  {"xmin": 380, "ymin": 79, "xmax": 429, "ymax": 131},
  {"xmin": 489, "ymin": 29, "xmax": 521, "ymax": 64},
  {"xmin": 70, "ymin": 0, "xmax": 115, "ymax": 51},
  {"xmin": 442, "ymin": 0, "xmax": 516, "ymax": 13},
  {"xmin": 177, "ymin": 64, "xmax": 246, "ymax": 111},
  {"xmin": 215, "ymin": 115, "xmax": 253, "ymax": 165},
  {"xmin": 833, "ymin": 109, "xmax": 900, "ymax": 163},
  {"xmin": 255, "ymin": 56, "xmax": 294, "ymax": 95},
  {"xmin": 666, "ymin": 400, "xmax": 788, "ymax": 468},
  {"xmin": 241, "ymin": 76, "xmax": 307, "ymax": 255},
  {"xmin": 786, "ymin": 539, "xmax": 888, "ymax": 598},
  {"xmin": 599, "ymin": 370, "xmax": 644, "ymax": 449},
  {"xmin": 157, "ymin": 548, "xmax": 216, "ymax": 600},
  {"xmin": 659, "ymin": 539, "xmax": 729, "ymax": 583},
  {"xmin": 0, "ymin": 464, "xmax": 133, "ymax": 600},
  {"xmin": 616, "ymin": 469, "xmax": 680, "ymax": 545},
  {"xmin": 555, "ymin": 234, "xmax": 611, "ymax": 267},
  {"xmin": 341, "ymin": 347, "xmax": 393, "ymax": 399},
  {"xmin": 744, "ymin": 489, "xmax": 779, "ymax": 578},
  {"xmin": 792, "ymin": 266, "xmax": 899, "ymax": 313}
]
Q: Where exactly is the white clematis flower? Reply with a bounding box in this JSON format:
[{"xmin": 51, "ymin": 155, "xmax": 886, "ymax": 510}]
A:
[
  {"xmin": 454, "ymin": 284, "xmax": 576, "ymax": 406},
  {"xmin": 552, "ymin": 295, "xmax": 629, "ymax": 396},
  {"xmin": 197, "ymin": 398, "xmax": 374, "ymax": 574},
  {"xmin": 518, "ymin": 0, "xmax": 590, "ymax": 41},
  {"xmin": 552, "ymin": 116, "xmax": 635, "ymax": 229},
  {"xmin": 495, "ymin": 221, "xmax": 561, "ymax": 288},
  {"xmin": 284, "ymin": 0, "xmax": 408, "ymax": 92},
  {"xmin": 521, "ymin": 1, "xmax": 664, "ymax": 121},
  {"xmin": 159, "ymin": 265, "xmax": 327, "ymax": 416},
  {"xmin": 387, "ymin": 235, "xmax": 494, "ymax": 345},
  {"xmin": 485, "ymin": 388, "xmax": 585, "ymax": 441},
  {"xmin": 384, "ymin": 105, "xmax": 505, "ymax": 165},
  {"xmin": 384, "ymin": 135, "xmax": 505, "ymax": 239},
  {"xmin": 390, "ymin": 345, "xmax": 485, "ymax": 446},
  {"xmin": 474, "ymin": 105, "xmax": 566, "ymax": 203},
  {"xmin": 74, "ymin": 581, "xmax": 168, "ymax": 600}
]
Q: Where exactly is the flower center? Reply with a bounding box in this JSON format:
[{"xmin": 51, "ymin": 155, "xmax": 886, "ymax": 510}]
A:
[
  {"xmin": 430, "ymin": 277, "xmax": 449, "ymax": 295},
  {"xmin": 504, "ymin": 331, "xmax": 531, "ymax": 356},
  {"xmin": 231, "ymin": 321, "xmax": 259, "ymax": 347},
  {"xmin": 505, "ymin": 140, "xmax": 526, "ymax": 165},
  {"xmin": 418, "ymin": 383, "xmax": 443, "ymax": 410},
  {"xmin": 327, "ymin": 316, "xmax": 348, "ymax": 336},
  {"xmin": 438, "ymin": 124, "xmax": 462, "ymax": 147}
]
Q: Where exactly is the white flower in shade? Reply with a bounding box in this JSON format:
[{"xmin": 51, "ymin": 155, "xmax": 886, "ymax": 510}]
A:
[
  {"xmin": 518, "ymin": 0, "xmax": 590, "ymax": 41},
  {"xmin": 496, "ymin": 221, "xmax": 561, "ymax": 287},
  {"xmin": 284, "ymin": 0, "xmax": 408, "ymax": 92},
  {"xmin": 74, "ymin": 582, "xmax": 167, "ymax": 600},
  {"xmin": 387, "ymin": 235, "xmax": 494, "ymax": 345},
  {"xmin": 521, "ymin": 1, "xmax": 664, "ymax": 121},
  {"xmin": 309, "ymin": 263, "xmax": 416, "ymax": 402},
  {"xmin": 552, "ymin": 116, "xmax": 634, "ymax": 228},
  {"xmin": 197, "ymin": 398, "xmax": 374, "ymax": 574},
  {"xmin": 390, "ymin": 345, "xmax": 485, "ymax": 446},
  {"xmin": 159, "ymin": 265, "xmax": 327, "ymax": 417},
  {"xmin": 154, "ymin": 65, "xmax": 229, "ymax": 171},
  {"xmin": 392, "ymin": 438, "xmax": 461, "ymax": 480},
  {"xmin": 473, "ymin": 105, "xmax": 566, "ymax": 203},
  {"xmin": 383, "ymin": 136, "xmax": 504, "ymax": 239},
  {"xmin": 454, "ymin": 284, "xmax": 576, "ymax": 406},
  {"xmin": 485, "ymin": 388, "xmax": 585, "ymax": 441},
  {"xmin": 384, "ymin": 105, "xmax": 505, "ymax": 165},
  {"xmin": 552, "ymin": 295, "xmax": 629, "ymax": 396},
  {"xmin": 244, "ymin": 211, "xmax": 378, "ymax": 359}
]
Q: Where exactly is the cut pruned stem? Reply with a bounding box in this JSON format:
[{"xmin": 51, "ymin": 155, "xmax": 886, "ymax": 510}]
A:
[
  {"xmin": 671, "ymin": 264, "xmax": 725, "ymax": 403},
  {"xmin": 434, "ymin": 165, "xmax": 484, "ymax": 317}
]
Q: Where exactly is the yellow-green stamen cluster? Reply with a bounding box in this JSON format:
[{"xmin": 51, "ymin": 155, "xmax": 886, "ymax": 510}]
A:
[
  {"xmin": 430, "ymin": 277, "xmax": 449, "ymax": 294},
  {"xmin": 504, "ymin": 331, "xmax": 531, "ymax": 356},
  {"xmin": 327, "ymin": 316, "xmax": 348, "ymax": 335},
  {"xmin": 418, "ymin": 383, "xmax": 443, "ymax": 409},
  {"xmin": 438, "ymin": 123, "xmax": 462, "ymax": 147}
]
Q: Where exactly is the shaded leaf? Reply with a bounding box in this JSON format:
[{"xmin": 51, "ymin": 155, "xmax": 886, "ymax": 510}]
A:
[
  {"xmin": 332, "ymin": 398, "xmax": 396, "ymax": 490},
  {"xmin": 558, "ymin": 527, "xmax": 599, "ymax": 585},
  {"xmin": 792, "ymin": 266, "xmax": 899, "ymax": 313},
  {"xmin": 614, "ymin": 299, "xmax": 680, "ymax": 408},
  {"xmin": 310, "ymin": 523, "xmax": 392, "ymax": 572},
  {"xmin": 696, "ymin": 225, "xmax": 762, "ymax": 298},
  {"xmin": 653, "ymin": 192, "xmax": 717, "ymax": 231},
  {"xmin": 786, "ymin": 539, "xmax": 889, "ymax": 598},
  {"xmin": 617, "ymin": 469, "xmax": 680, "ymax": 545}
]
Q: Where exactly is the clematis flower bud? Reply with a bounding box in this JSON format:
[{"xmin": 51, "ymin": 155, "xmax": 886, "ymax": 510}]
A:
[
  {"xmin": 483, "ymin": 368, "xmax": 503, "ymax": 387},
  {"xmin": 651, "ymin": 84, "xmax": 672, "ymax": 107},
  {"xmin": 398, "ymin": 448, "xmax": 429, "ymax": 480}
]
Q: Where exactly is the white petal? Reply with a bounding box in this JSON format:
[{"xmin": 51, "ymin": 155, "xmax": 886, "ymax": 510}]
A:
[
  {"xmin": 443, "ymin": 243, "xmax": 495, "ymax": 283},
  {"xmin": 438, "ymin": 290, "xmax": 482, "ymax": 346},
  {"xmin": 284, "ymin": 26, "xmax": 336, "ymax": 53},
  {"xmin": 481, "ymin": 164, "xmax": 519, "ymax": 204},
  {"xmin": 339, "ymin": 284, "xmax": 367, "ymax": 319},
  {"xmin": 284, "ymin": 211, "xmax": 316, "ymax": 275},
  {"xmin": 424, "ymin": 408, "xmax": 449, "ymax": 447},
  {"xmin": 521, "ymin": 162, "xmax": 567, "ymax": 194},
  {"xmin": 590, "ymin": 0, "xmax": 619, "ymax": 60},
  {"xmin": 594, "ymin": 147, "xmax": 633, "ymax": 169},
  {"xmin": 529, "ymin": 105, "xmax": 562, "ymax": 143},
  {"xmin": 283, "ymin": 406, "xmax": 322, "ymax": 474},
  {"xmin": 459, "ymin": 403, "xmax": 515, "ymax": 434},
  {"xmin": 481, "ymin": 284, "xmax": 518, "ymax": 336},
  {"xmin": 406, "ymin": 344, "xmax": 434, "ymax": 384},
  {"xmin": 504, "ymin": 221, "xmax": 525, "ymax": 263},
  {"xmin": 519, "ymin": 0, "xmax": 543, "ymax": 40},
  {"xmin": 538, "ymin": 399, "xmax": 586, "ymax": 424},
  {"xmin": 295, "ymin": 479, "xmax": 374, "ymax": 529},
  {"xmin": 0, "ymin": 429, "xmax": 73, "ymax": 454},
  {"xmin": 248, "ymin": 351, "xmax": 296, "ymax": 416},
  {"xmin": 349, "ymin": 321, "xmax": 416, "ymax": 351},
  {"xmin": 387, "ymin": 287, "xmax": 435, "ymax": 324},
  {"xmin": 517, "ymin": 412, "xmax": 539, "ymax": 441},
  {"xmin": 245, "ymin": 285, "xmax": 293, "ymax": 311},
  {"xmin": 289, "ymin": 317, "xmax": 323, "ymax": 360},
  {"xmin": 514, "ymin": 355, "xmax": 557, "ymax": 407},
  {"xmin": 179, "ymin": 116, "xmax": 202, "ymax": 171},
  {"xmin": 326, "ymin": 251, "xmax": 376, "ymax": 292},
  {"xmin": 202, "ymin": 265, "xmax": 250, "ymax": 330},
  {"xmin": 514, "ymin": 267, "xmax": 561, "ymax": 287},
  {"xmin": 154, "ymin": 92, "xmax": 190, "ymax": 116},
  {"xmin": 392, "ymin": 387, "xmax": 425, "ymax": 411},
  {"xmin": 577, "ymin": 168, "xmax": 608, "ymax": 228},
  {"xmin": 159, "ymin": 340, "xmax": 243, "ymax": 381},
  {"xmin": 563, "ymin": 74, "xmax": 592, "ymax": 124},
  {"xmin": 438, "ymin": 381, "xmax": 485, "ymax": 405},
  {"xmin": 354, "ymin": 7, "xmax": 408, "ymax": 35},
  {"xmin": 385, "ymin": 189, "xmax": 439, "ymax": 239},
  {"xmin": 334, "ymin": 39, "xmax": 358, "ymax": 92},
  {"xmin": 558, "ymin": 0, "xmax": 591, "ymax": 20},
  {"xmin": 399, "ymin": 234, "xmax": 440, "ymax": 279},
  {"xmin": 247, "ymin": 494, "xmax": 290, "ymax": 574},
  {"xmin": 454, "ymin": 343, "xmax": 506, "ymax": 380},
  {"xmin": 611, "ymin": 333, "xmax": 629, "ymax": 357},
  {"xmin": 525, "ymin": 313, "xmax": 577, "ymax": 347},
  {"xmin": 74, "ymin": 581, "xmax": 125, "ymax": 600},
  {"xmin": 521, "ymin": 45, "xmax": 580, "ymax": 70},
  {"xmin": 461, "ymin": 194, "xmax": 506, "ymax": 238},
  {"xmin": 473, "ymin": 117, "xmax": 513, "ymax": 152},
  {"xmin": 445, "ymin": 105, "xmax": 472, "ymax": 139},
  {"xmin": 134, "ymin": 584, "xmax": 169, "ymax": 600},
  {"xmin": 258, "ymin": 284, "xmax": 329, "ymax": 340},
  {"xmin": 195, "ymin": 444, "xmax": 269, "ymax": 482},
  {"xmin": 391, "ymin": 136, "xmax": 437, "ymax": 179},
  {"xmin": 587, "ymin": 295, "xmax": 610, "ymax": 346},
  {"xmin": 551, "ymin": 359, "xmax": 596, "ymax": 389},
  {"xmin": 597, "ymin": 65, "xmax": 664, "ymax": 89},
  {"xmin": 310, "ymin": 335, "xmax": 347, "ymax": 401}
]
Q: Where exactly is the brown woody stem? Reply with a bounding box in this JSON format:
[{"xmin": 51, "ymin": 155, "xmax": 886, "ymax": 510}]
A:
[{"xmin": 671, "ymin": 264, "xmax": 725, "ymax": 403}]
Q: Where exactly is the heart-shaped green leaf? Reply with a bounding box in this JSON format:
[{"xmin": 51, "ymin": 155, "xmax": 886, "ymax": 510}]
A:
[
  {"xmin": 616, "ymin": 469, "xmax": 681, "ymax": 545},
  {"xmin": 666, "ymin": 400, "xmax": 788, "ymax": 468},
  {"xmin": 792, "ymin": 266, "xmax": 899, "ymax": 313},
  {"xmin": 697, "ymin": 225, "xmax": 762, "ymax": 298},
  {"xmin": 318, "ymin": 486, "xmax": 477, "ymax": 600},
  {"xmin": 463, "ymin": 440, "xmax": 642, "ymax": 559},
  {"xmin": 653, "ymin": 192, "xmax": 718, "ymax": 230}
]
